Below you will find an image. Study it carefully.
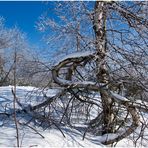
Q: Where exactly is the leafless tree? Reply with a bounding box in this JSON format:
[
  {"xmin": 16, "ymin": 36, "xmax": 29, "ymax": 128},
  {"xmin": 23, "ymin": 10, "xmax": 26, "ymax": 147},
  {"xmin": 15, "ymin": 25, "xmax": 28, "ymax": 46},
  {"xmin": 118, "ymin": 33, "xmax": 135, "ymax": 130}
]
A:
[
  {"xmin": 35, "ymin": 1, "xmax": 148, "ymax": 145},
  {"xmin": 0, "ymin": 18, "xmax": 43, "ymax": 86},
  {"xmin": 1, "ymin": 1, "xmax": 147, "ymax": 146}
]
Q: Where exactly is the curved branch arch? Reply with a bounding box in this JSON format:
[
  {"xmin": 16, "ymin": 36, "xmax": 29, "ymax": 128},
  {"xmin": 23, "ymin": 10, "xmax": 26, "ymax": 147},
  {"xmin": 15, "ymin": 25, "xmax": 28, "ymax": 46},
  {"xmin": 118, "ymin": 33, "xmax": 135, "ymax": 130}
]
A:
[{"xmin": 51, "ymin": 50, "xmax": 140, "ymax": 145}]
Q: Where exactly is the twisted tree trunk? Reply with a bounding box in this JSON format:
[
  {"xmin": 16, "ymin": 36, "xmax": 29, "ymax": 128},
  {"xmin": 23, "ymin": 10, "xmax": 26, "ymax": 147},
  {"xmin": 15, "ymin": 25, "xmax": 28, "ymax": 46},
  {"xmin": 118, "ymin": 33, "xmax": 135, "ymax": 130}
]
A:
[{"xmin": 50, "ymin": 50, "xmax": 140, "ymax": 144}]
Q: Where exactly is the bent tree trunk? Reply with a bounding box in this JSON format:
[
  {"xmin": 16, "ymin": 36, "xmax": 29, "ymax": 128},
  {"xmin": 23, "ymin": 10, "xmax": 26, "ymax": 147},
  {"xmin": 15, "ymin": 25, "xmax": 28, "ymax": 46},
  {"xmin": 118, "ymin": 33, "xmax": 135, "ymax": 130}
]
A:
[
  {"xmin": 93, "ymin": 1, "xmax": 114, "ymax": 134},
  {"xmin": 50, "ymin": 50, "xmax": 140, "ymax": 144},
  {"xmin": 48, "ymin": 1, "xmax": 140, "ymax": 144}
]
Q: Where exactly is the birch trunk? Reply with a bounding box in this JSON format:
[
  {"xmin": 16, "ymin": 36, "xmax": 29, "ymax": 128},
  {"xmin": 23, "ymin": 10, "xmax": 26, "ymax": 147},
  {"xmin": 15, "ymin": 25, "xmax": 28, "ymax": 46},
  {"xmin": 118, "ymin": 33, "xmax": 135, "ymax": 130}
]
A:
[{"xmin": 93, "ymin": 1, "xmax": 114, "ymax": 135}]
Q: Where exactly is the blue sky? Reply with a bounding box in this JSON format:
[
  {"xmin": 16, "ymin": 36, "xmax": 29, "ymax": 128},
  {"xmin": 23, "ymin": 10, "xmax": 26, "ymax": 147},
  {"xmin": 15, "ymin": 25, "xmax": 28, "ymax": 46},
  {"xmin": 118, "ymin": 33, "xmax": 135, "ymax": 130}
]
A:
[{"xmin": 0, "ymin": 1, "xmax": 48, "ymax": 46}]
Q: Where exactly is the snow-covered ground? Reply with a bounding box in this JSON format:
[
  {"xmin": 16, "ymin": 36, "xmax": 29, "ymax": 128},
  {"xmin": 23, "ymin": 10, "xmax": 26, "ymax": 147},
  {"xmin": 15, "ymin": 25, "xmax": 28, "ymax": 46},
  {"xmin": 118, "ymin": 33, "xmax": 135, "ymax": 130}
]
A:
[
  {"xmin": 0, "ymin": 86, "xmax": 104, "ymax": 147},
  {"xmin": 0, "ymin": 86, "xmax": 148, "ymax": 147},
  {"xmin": 0, "ymin": 124, "xmax": 105, "ymax": 147}
]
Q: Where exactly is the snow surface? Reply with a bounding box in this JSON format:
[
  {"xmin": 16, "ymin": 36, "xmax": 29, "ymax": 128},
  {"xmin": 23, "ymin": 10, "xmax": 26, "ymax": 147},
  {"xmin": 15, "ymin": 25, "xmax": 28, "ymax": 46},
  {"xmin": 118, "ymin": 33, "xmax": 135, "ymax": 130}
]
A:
[
  {"xmin": 0, "ymin": 86, "xmax": 103, "ymax": 147},
  {"xmin": 0, "ymin": 86, "xmax": 148, "ymax": 147},
  {"xmin": 0, "ymin": 85, "xmax": 60, "ymax": 111},
  {"xmin": 0, "ymin": 125, "xmax": 105, "ymax": 147}
]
